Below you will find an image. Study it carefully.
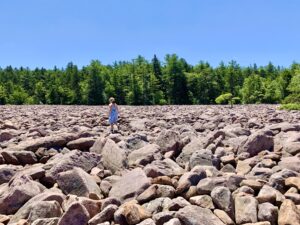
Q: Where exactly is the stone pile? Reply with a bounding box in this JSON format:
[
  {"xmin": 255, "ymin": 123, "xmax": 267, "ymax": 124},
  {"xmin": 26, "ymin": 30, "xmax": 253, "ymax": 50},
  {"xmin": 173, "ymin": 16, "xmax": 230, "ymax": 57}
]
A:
[{"xmin": 0, "ymin": 105, "xmax": 299, "ymax": 225}]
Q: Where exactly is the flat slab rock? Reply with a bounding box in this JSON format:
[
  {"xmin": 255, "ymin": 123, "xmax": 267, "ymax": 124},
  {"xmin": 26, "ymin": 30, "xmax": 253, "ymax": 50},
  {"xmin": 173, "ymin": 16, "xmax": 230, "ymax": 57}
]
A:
[
  {"xmin": 175, "ymin": 205, "xmax": 225, "ymax": 225},
  {"xmin": 109, "ymin": 168, "xmax": 151, "ymax": 202}
]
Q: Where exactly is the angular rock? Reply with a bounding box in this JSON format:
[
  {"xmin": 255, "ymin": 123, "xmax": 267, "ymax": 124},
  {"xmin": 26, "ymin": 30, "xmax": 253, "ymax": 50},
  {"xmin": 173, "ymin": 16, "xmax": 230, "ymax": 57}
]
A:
[
  {"xmin": 175, "ymin": 205, "xmax": 225, "ymax": 225},
  {"xmin": 0, "ymin": 175, "xmax": 45, "ymax": 215},
  {"xmin": 114, "ymin": 200, "xmax": 151, "ymax": 225},
  {"xmin": 43, "ymin": 150, "xmax": 100, "ymax": 185},
  {"xmin": 31, "ymin": 218, "xmax": 59, "ymax": 225},
  {"xmin": 176, "ymin": 171, "xmax": 206, "ymax": 194},
  {"xmin": 128, "ymin": 144, "xmax": 161, "ymax": 166},
  {"xmin": 88, "ymin": 204, "xmax": 118, "ymax": 225},
  {"xmin": 57, "ymin": 167, "xmax": 102, "ymax": 197},
  {"xmin": 285, "ymin": 176, "xmax": 300, "ymax": 190},
  {"xmin": 189, "ymin": 149, "xmax": 218, "ymax": 169},
  {"xmin": 278, "ymin": 156, "xmax": 300, "ymax": 173},
  {"xmin": 166, "ymin": 197, "xmax": 190, "ymax": 211},
  {"xmin": 153, "ymin": 211, "xmax": 175, "ymax": 225},
  {"xmin": 189, "ymin": 195, "xmax": 214, "ymax": 209},
  {"xmin": 0, "ymin": 164, "xmax": 22, "ymax": 184},
  {"xmin": 239, "ymin": 131, "xmax": 274, "ymax": 156},
  {"xmin": 136, "ymin": 218, "xmax": 156, "ymax": 225},
  {"xmin": 258, "ymin": 202, "xmax": 278, "ymax": 225},
  {"xmin": 156, "ymin": 130, "xmax": 181, "ymax": 154},
  {"xmin": 12, "ymin": 133, "xmax": 79, "ymax": 152},
  {"xmin": 109, "ymin": 168, "xmax": 151, "ymax": 202},
  {"xmin": 235, "ymin": 195, "xmax": 258, "ymax": 224},
  {"xmin": 66, "ymin": 137, "xmax": 95, "ymax": 151},
  {"xmin": 9, "ymin": 191, "xmax": 65, "ymax": 224},
  {"xmin": 256, "ymin": 185, "xmax": 277, "ymax": 204},
  {"xmin": 163, "ymin": 218, "xmax": 182, "ymax": 225},
  {"xmin": 211, "ymin": 186, "xmax": 234, "ymax": 219},
  {"xmin": 90, "ymin": 138, "xmax": 128, "ymax": 173},
  {"xmin": 143, "ymin": 197, "xmax": 172, "ymax": 214},
  {"xmin": 213, "ymin": 209, "xmax": 235, "ymax": 225},
  {"xmin": 57, "ymin": 202, "xmax": 90, "ymax": 225},
  {"xmin": 27, "ymin": 201, "xmax": 62, "ymax": 223},
  {"xmin": 278, "ymin": 199, "xmax": 300, "ymax": 225},
  {"xmin": 144, "ymin": 159, "xmax": 185, "ymax": 178},
  {"xmin": 1, "ymin": 150, "xmax": 37, "ymax": 165}
]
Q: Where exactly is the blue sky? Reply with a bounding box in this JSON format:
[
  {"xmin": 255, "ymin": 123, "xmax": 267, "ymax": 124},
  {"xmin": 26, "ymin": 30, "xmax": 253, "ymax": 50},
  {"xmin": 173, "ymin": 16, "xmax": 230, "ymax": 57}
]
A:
[{"xmin": 0, "ymin": 0, "xmax": 299, "ymax": 68}]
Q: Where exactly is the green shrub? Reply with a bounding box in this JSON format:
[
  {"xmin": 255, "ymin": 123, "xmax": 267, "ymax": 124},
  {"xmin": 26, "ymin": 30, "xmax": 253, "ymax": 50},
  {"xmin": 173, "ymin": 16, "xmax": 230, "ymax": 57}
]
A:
[
  {"xmin": 282, "ymin": 94, "xmax": 300, "ymax": 104},
  {"xmin": 215, "ymin": 93, "xmax": 233, "ymax": 105},
  {"xmin": 158, "ymin": 99, "xmax": 168, "ymax": 105},
  {"xmin": 279, "ymin": 103, "xmax": 300, "ymax": 111},
  {"xmin": 232, "ymin": 97, "xmax": 241, "ymax": 104}
]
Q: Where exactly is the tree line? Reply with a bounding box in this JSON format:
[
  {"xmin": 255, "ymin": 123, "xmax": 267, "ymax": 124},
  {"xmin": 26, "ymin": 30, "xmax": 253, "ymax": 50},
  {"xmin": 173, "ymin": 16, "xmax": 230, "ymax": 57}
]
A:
[{"xmin": 0, "ymin": 54, "xmax": 299, "ymax": 105}]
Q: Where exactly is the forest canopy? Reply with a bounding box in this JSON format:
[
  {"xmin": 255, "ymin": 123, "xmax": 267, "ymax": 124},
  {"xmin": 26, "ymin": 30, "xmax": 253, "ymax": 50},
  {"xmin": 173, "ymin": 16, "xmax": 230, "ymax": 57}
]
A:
[{"xmin": 0, "ymin": 54, "xmax": 299, "ymax": 106}]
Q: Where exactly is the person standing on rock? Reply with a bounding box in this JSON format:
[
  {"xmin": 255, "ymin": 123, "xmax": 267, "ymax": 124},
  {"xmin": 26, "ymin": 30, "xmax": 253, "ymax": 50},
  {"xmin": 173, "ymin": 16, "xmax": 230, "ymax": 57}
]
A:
[{"xmin": 108, "ymin": 97, "xmax": 119, "ymax": 133}]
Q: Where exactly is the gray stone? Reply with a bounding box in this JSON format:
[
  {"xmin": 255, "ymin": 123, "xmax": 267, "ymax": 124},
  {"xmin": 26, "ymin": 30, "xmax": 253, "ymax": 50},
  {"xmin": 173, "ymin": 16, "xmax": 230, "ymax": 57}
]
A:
[
  {"xmin": 91, "ymin": 138, "xmax": 128, "ymax": 173},
  {"xmin": 144, "ymin": 159, "xmax": 185, "ymax": 178},
  {"xmin": 109, "ymin": 168, "xmax": 151, "ymax": 202},
  {"xmin": 57, "ymin": 167, "xmax": 102, "ymax": 197},
  {"xmin": 235, "ymin": 195, "xmax": 258, "ymax": 224},
  {"xmin": 211, "ymin": 186, "xmax": 234, "ymax": 219},
  {"xmin": 0, "ymin": 175, "xmax": 46, "ymax": 215},
  {"xmin": 128, "ymin": 144, "xmax": 161, "ymax": 166},
  {"xmin": 88, "ymin": 204, "xmax": 118, "ymax": 225},
  {"xmin": 175, "ymin": 205, "xmax": 225, "ymax": 225},
  {"xmin": 239, "ymin": 131, "xmax": 274, "ymax": 156},
  {"xmin": 258, "ymin": 203, "xmax": 278, "ymax": 225},
  {"xmin": 44, "ymin": 150, "xmax": 100, "ymax": 185},
  {"xmin": 57, "ymin": 202, "xmax": 90, "ymax": 225}
]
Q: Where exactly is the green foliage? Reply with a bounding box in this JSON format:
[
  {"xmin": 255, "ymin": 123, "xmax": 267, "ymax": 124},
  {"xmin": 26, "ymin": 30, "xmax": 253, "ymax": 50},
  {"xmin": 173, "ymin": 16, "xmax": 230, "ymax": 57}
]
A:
[
  {"xmin": 0, "ymin": 57, "xmax": 299, "ymax": 105},
  {"xmin": 279, "ymin": 103, "xmax": 300, "ymax": 110},
  {"xmin": 241, "ymin": 74, "xmax": 265, "ymax": 103},
  {"xmin": 232, "ymin": 97, "xmax": 241, "ymax": 104},
  {"xmin": 215, "ymin": 93, "xmax": 233, "ymax": 104},
  {"xmin": 283, "ymin": 71, "xmax": 300, "ymax": 104},
  {"xmin": 8, "ymin": 87, "xmax": 29, "ymax": 105},
  {"xmin": 0, "ymin": 85, "xmax": 7, "ymax": 104}
]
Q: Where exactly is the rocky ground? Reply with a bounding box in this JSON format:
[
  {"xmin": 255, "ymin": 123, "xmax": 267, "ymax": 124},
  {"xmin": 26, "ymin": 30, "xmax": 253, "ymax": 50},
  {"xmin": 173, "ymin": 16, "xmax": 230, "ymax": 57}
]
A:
[{"xmin": 0, "ymin": 105, "xmax": 300, "ymax": 225}]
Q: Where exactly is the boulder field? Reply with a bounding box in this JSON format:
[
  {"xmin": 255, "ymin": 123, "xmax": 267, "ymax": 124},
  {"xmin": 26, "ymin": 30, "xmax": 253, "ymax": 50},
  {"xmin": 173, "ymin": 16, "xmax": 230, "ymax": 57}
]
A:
[{"xmin": 0, "ymin": 104, "xmax": 300, "ymax": 225}]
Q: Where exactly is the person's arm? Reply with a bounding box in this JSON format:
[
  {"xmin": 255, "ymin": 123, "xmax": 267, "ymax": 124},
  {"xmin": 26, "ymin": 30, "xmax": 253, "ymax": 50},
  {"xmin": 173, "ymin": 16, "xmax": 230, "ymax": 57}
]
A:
[
  {"xmin": 108, "ymin": 104, "xmax": 112, "ymax": 117},
  {"xmin": 116, "ymin": 104, "xmax": 120, "ymax": 116}
]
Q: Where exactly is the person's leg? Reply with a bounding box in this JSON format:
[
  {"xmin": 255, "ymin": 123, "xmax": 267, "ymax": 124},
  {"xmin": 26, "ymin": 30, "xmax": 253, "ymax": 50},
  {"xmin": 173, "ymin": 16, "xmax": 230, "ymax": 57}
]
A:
[{"xmin": 110, "ymin": 124, "xmax": 114, "ymax": 133}]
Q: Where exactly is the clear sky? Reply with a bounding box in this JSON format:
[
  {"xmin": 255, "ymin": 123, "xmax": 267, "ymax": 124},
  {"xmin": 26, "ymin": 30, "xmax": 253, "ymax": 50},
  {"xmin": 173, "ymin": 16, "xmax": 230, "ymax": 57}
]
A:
[{"xmin": 0, "ymin": 0, "xmax": 299, "ymax": 68}]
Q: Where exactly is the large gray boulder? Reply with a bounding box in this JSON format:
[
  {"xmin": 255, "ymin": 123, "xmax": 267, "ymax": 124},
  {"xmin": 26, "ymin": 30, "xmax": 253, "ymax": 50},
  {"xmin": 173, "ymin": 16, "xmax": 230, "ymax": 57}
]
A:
[
  {"xmin": 1, "ymin": 150, "xmax": 38, "ymax": 165},
  {"xmin": 57, "ymin": 167, "xmax": 102, "ymax": 197},
  {"xmin": 238, "ymin": 130, "xmax": 274, "ymax": 156},
  {"xmin": 274, "ymin": 131, "xmax": 300, "ymax": 155},
  {"xmin": 258, "ymin": 202, "xmax": 278, "ymax": 225},
  {"xmin": 109, "ymin": 168, "xmax": 151, "ymax": 202},
  {"xmin": 11, "ymin": 133, "xmax": 79, "ymax": 152},
  {"xmin": 175, "ymin": 205, "xmax": 225, "ymax": 225},
  {"xmin": 235, "ymin": 195, "xmax": 258, "ymax": 224},
  {"xmin": 211, "ymin": 186, "xmax": 234, "ymax": 220},
  {"xmin": 0, "ymin": 164, "xmax": 22, "ymax": 184},
  {"xmin": 144, "ymin": 159, "xmax": 185, "ymax": 178},
  {"xmin": 156, "ymin": 130, "xmax": 182, "ymax": 154},
  {"xmin": 278, "ymin": 156, "xmax": 300, "ymax": 173},
  {"xmin": 128, "ymin": 144, "xmax": 161, "ymax": 166},
  {"xmin": 0, "ymin": 175, "xmax": 46, "ymax": 214},
  {"xmin": 66, "ymin": 137, "xmax": 95, "ymax": 151},
  {"xmin": 90, "ymin": 138, "xmax": 128, "ymax": 173},
  {"xmin": 27, "ymin": 201, "xmax": 63, "ymax": 223},
  {"xmin": 8, "ymin": 191, "xmax": 65, "ymax": 224},
  {"xmin": 57, "ymin": 202, "xmax": 90, "ymax": 225},
  {"xmin": 43, "ymin": 150, "xmax": 100, "ymax": 184}
]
